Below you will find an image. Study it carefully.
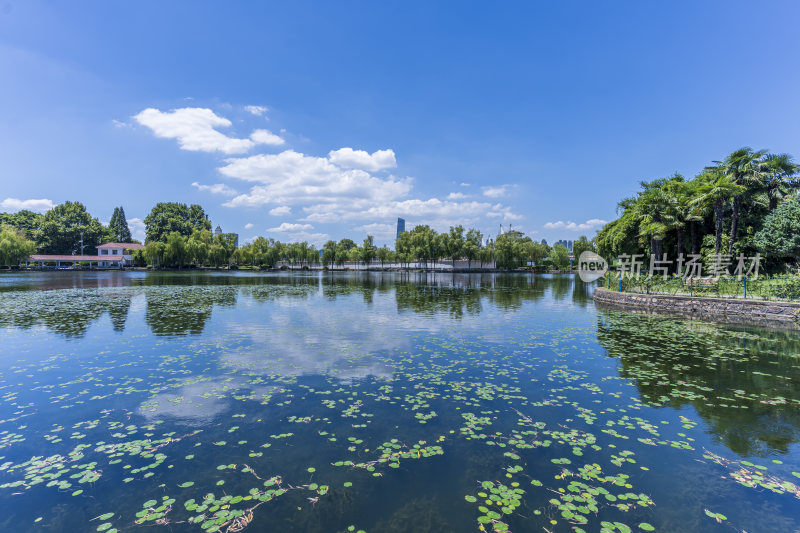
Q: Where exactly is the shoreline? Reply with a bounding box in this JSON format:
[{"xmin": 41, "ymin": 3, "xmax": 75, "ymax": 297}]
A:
[{"xmin": 593, "ymin": 287, "xmax": 800, "ymax": 328}]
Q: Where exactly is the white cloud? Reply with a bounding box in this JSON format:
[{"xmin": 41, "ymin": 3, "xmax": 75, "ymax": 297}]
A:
[
  {"xmin": 543, "ymin": 218, "xmax": 608, "ymax": 232},
  {"xmin": 265, "ymin": 222, "xmax": 328, "ymax": 245},
  {"xmin": 354, "ymin": 223, "xmax": 395, "ymax": 237},
  {"xmin": 127, "ymin": 217, "xmax": 146, "ymax": 242},
  {"xmin": 250, "ymin": 129, "xmax": 285, "ymax": 146},
  {"xmin": 328, "ymin": 148, "xmax": 397, "ymax": 172},
  {"xmin": 267, "ymin": 222, "xmax": 314, "ymax": 232},
  {"xmin": 481, "ymin": 185, "xmax": 509, "ymax": 198},
  {"xmin": 269, "ymin": 205, "xmax": 292, "ymax": 216},
  {"xmin": 0, "ymin": 198, "xmax": 54, "ymax": 213},
  {"xmin": 245, "ymin": 105, "xmax": 268, "ymax": 116},
  {"xmin": 134, "ymin": 107, "xmax": 255, "ymax": 154},
  {"xmin": 221, "ymin": 150, "xmax": 412, "ymax": 210},
  {"xmin": 191, "ymin": 181, "xmax": 238, "ymax": 196},
  {"xmin": 244, "ymin": 223, "xmax": 254, "ymax": 230},
  {"xmin": 446, "ymin": 192, "xmax": 467, "ymax": 200},
  {"xmin": 459, "ymin": 182, "xmax": 471, "ymax": 187}
]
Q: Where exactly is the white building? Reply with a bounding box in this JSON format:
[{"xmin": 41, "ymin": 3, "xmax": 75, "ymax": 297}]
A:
[{"xmin": 97, "ymin": 243, "xmax": 144, "ymax": 267}]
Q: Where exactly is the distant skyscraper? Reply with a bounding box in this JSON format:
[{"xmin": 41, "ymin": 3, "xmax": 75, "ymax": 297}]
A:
[
  {"xmin": 214, "ymin": 225, "xmax": 222, "ymax": 237},
  {"xmin": 396, "ymin": 218, "xmax": 406, "ymax": 241}
]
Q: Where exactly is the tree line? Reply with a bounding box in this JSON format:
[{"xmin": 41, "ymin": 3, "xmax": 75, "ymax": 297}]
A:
[
  {"xmin": 1, "ymin": 199, "xmax": 591, "ymax": 270},
  {"xmin": 595, "ymin": 147, "xmax": 800, "ymax": 272}
]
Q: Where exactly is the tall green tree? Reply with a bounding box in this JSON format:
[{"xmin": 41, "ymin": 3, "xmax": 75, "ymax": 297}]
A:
[
  {"xmin": 361, "ymin": 236, "xmax": 377, "ymax": 268},
  {"xmin": 108, "ymin": 206, "xmax": 133, "ymax": 243},
  {"xmin": 721, "ymin": 147, "xmax": 767, "ymax": 255},
  {"xmin": 144, "ymin": 203, "xmax": 211, "ymax": 243},
  {"xmin": 762, "ymin": 153, "xmax": 800, "ymax": 211},
  {"xmin": 692, "ymin": 168, "xmax": 745, "ymax": 254},
  {"xmin": 463, "ymin": 229, "xmax": 482, "ymax": 270},
  {"xmin": 445, "ymin": 225, "xmax": 465, "ymax": 269},
  {"xmin": 39, "ymin": 201, "xmax": 105, "ymax": 255}
]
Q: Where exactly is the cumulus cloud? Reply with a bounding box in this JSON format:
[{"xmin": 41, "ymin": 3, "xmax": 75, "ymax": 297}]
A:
[
  {"xmin": 245, "ymin": 105, "xmax": 268, "ymax": 116},
  {"xmin": 269, "ymin": 205, "xmax": 291, "ymax": 216},
  {"xmin": 543, "ymin": 218, "xmax": 608, "ymax": 232},
  {"xmin": 134, "ymin": 107, "xmax": 255, "ymax": 154},
  {"xmin": 481, "ymin": 185, "xmax": 509, "ymax": 198},
  {"xmin": 127, "ymin": 217, "xmax": 146, "ymax": 242},
  {"xmin": 221, "ymin": 150, "xmax": 412, "ymax": 209},
  {"xmin": 328, "ymin": 148, "xmax": 397, "ymax": 172},
  {"xmin": 250, "ymin": 129, "xmax": 285, "ymax": 146},
  {"xmin": 134, "ymin": 105, "xmax": 523, "ymax": 232},
  {"xmin": 191, "ymin": 181, "xmax": 238, "ymax": 196},
  {"xmin": 265, "ymin": 222, "xmax": 328, "ymax": 245},
  {"xmin": 0, "ymin": 197, "xmax": 54, "ymax": 212},
  {"xmin": 354, "ymin": 223, "xmax": 395, "ymax": 237},
  {"xmin": 267, "ymin": 222, "xmax": 314, "ymax": 232},
  {"xmin": 244, "ymin": 223, "xmax": 254, "ymax": 230}
]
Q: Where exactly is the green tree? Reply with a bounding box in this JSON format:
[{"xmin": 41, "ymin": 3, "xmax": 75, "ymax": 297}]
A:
[
  {"xmin": 463, "ymin": 229, "xmax": 482, "ymax": 270},
  {"xmin": 376, "ymin": 245, "xmax": 391, "ymax": 269},
  {"xmin": 762, "ymin": 153, "xmax": 800, "ymax": 211},
  {"xmin": 692, "ymin": 168, "xmax": 745, "ymax": 254},
  {"xmin": 721, "ymin": 147, "xmax": 767, "ymax": 255},
  {"xmin": 753, "ymin": 195, "xmax": 800, "ymax": 265},
  {"xmin": 143, "ymin": 241, "xmax": 165, "ymax": 268},
  {"xmin": 108, "ymin": 206, "xmax": 133, "ymax": 242},
  {"xmin": 186, "ymin": 229, "xmax": 212, "ymax": 265},
  {"xmin": 0, "ymin": 225, "xmax": 36, "ymax": 267},
  {"xmin": 0, "ymin": 210, "xmax": 45, "ymax": 241},
  {"xmin": 163, "ymin": 232, "xmax": 188, "ymax": 268},
  {"xmin": 361, "ymin": 236, "xmax": 377, "ymax": 268},
  {"xmin": 39, "ymin": 201, "xmax": 105, "ymax": 255},
  {"xmin": 571, "ymin": 236, "xmax": 595, "ymax": 261},
  {"xmin": 552, "ymin": 244, "xmax": 570, "ymax": 270},
  {"xmin": 322, "ymin": 240, "xmax": 337, "ymax": 268},
  {"xmin": 445, "ymin": 225, "xmax": 465, "ymax": 269},
  {"xmin": 144, "ymin": 203, "xmax": 211, "ymax": 243}
]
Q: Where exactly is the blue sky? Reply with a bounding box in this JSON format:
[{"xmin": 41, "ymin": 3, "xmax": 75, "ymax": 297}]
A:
[{"xmin": 1, "ymin": 1, "xmax": 799, "ymax": 247}]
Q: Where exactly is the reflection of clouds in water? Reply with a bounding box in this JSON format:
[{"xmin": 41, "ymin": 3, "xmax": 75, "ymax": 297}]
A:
[
  {"xmin": 220, "ymin": 297, "xmax": 404, "ymax": 381},
  {"xmin": 138, "ymin": 377, "xmax": 276, "ymax": 424}
]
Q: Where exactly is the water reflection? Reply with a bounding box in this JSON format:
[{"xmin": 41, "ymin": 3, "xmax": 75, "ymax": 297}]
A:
[
  {"xmin": 0, "ymin": 289, "xmax": 134, "ymax": 338},
  {"xmin": 596, "ymin": 310, "xmax": 800, "ymax": 456},
  {"xmin": 0, "ymin": 272, "xmax": 586, "ymax": 337}
]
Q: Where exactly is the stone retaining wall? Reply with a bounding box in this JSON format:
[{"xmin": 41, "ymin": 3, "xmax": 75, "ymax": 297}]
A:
[{"xmin": 593, "ymin": 287, "xmax": 800, "ymax": 328}]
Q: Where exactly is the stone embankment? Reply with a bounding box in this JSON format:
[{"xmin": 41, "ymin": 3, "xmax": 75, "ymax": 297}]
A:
[{"xmin": 593, "ymin": 287, "xmax": 800, "ymax": 328}]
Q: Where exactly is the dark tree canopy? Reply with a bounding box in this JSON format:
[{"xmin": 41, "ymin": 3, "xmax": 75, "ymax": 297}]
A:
[
  {"xmin": 108, "ymin": 206, "xmax": 133, "ymax": 243},
  {"xmin": 753, "ymin": 195, "xmax": 800, "ymax": 263},
  {"xmin": 38, "ymin": 201, "xmax": 105, "ymax": 255},
  {"xmin": 0, "ymin": 210, "xmax": 45, "ymax": 239},
  {"xmin": 144, "ymin": 203, "xmax": 211, "ymax": 243}
]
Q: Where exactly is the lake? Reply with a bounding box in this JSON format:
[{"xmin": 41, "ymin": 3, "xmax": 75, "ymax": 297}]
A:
[{"xmin": 0, "ymin": 271, "xmax": 799, "ymax": 532}]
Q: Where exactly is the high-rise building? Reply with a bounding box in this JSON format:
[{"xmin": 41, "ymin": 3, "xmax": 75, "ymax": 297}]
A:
[
  {"xmin": 214, "ymin": 225, "xmax": 222, "ymax": 237},
  {"xmin": 396, "ymin": 218, "xmax": 406, "ymax": 241}
]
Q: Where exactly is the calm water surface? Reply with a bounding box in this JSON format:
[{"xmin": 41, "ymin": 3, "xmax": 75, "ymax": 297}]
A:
[{"xmin": 0, "ymin": 272, "xmax": 799, "ymax": 533}]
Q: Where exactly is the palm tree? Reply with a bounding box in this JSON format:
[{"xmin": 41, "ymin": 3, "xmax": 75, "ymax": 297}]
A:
[
  {"xmin": 636, "ymin": 179, "xmax": 673, "ymax": 259},
  {"xmin": 762, "ymin": 153, "xmax": 800, "ymax": 210},
  {"xmin": 720, "ymin": 147, "xmax": 767, "ymax": 255},
  {"xmin": 691, "ymin": 168, "xmax": 745, "ymax": 254}
]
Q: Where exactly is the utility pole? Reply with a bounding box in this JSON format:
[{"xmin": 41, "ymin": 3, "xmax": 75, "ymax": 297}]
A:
[{"xmin": 79, "ymin": 232, "xmax": 85, "ymax": 255}]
